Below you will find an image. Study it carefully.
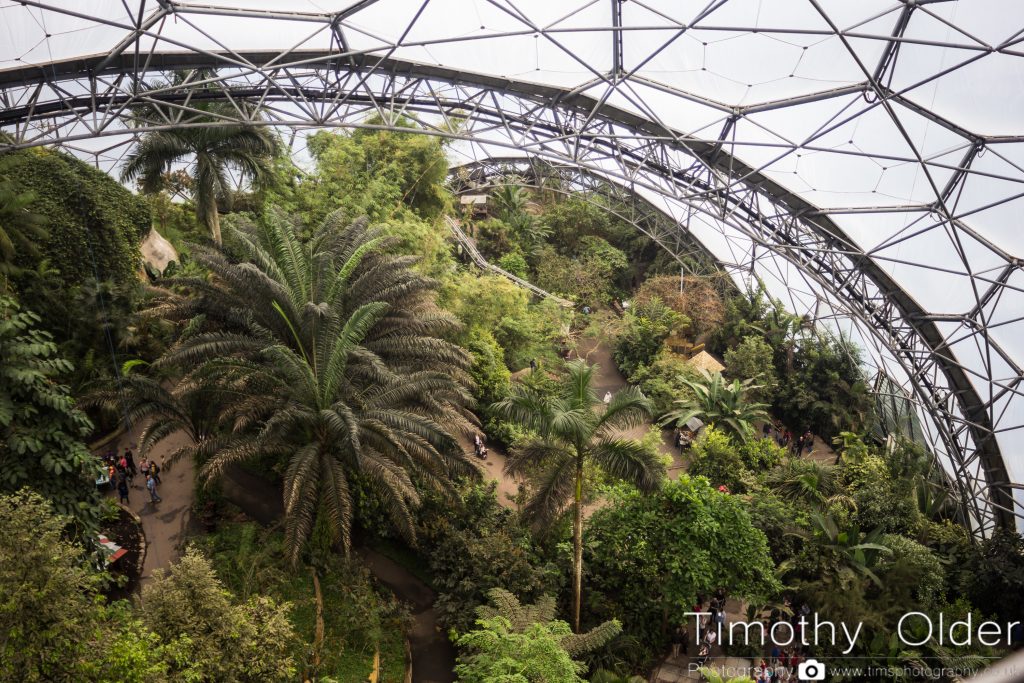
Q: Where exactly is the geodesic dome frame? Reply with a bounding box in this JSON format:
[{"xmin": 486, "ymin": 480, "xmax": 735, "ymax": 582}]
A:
[{"xmin": 1, "ymin": 0, "xmax": 1021, "ymax": 534}]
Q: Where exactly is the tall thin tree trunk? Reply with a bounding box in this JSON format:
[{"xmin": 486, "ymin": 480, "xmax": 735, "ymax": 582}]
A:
[
  {"xmin": 572, "ymin": 455, "xmax": 584, "ymax": 633},
  {"xmin": 210, "ymin": 207, "xmax": 222, "ymax": 245}
]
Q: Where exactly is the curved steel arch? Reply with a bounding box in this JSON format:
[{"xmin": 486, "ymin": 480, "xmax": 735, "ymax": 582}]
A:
[
  {"xmin": 0, "ymin": 47, "xmax": 1018, "ymax": 533},
  {"xmin": 446, "ymin": 155, "xmax": 1010, "ymax": 530}
]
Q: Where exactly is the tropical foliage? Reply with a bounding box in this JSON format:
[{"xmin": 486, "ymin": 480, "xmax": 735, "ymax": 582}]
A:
[
  {"xmin": 0, "ymin": 296, "xmax": 100, "ymax": 535},
  {"xmin": 0, "ymin": 156, "xmax": 47, "ymax": 278},
  {"xmin": 612, "ymin": 297, "xmax": 686, "ymax": 377},
  {"xmin": 0, "ymin": 147, "xmax": 147, "ymax": 290},
  {"xmin": 584, "ymin": 477, "xmax": 780, "ymax": 663},
  {"xmin": 492, "ymin": 360, "xmax": 662, "ymax": 631},
  {"xmin": 123, "ymin": 78, "xmax": 278, "ymax": 245},
  {"xmin": 417, "ymin": 484, "xmax": 560, "ymax": 633},
  {"xmin": 0, "ymin": 490, "xmax": 293, "ymax": 683},
  {"xmin": 150, "ymin": 208, "xmax": 476, "ymax": 562},
  {"xmin": 454, "ymin": 588, "xmax": 621, "ymax": 683},
  {"xmin": 140, "ymin": 548, "xmax": 297, "ymax": 682},
  {"xmin": 660, "ymin": 368, "xmax": 769, "ymax": 443}
]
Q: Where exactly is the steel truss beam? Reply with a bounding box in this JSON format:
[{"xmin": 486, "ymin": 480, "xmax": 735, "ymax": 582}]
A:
[{"xmin": 0, "ymin": 47, "xmax": 1019, "ymax": 534}]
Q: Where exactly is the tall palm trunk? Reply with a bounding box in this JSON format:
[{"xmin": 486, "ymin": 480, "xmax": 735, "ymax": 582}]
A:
[
  {"xmin": 572, "ymin": 453, "xmax": 584, "ymax": 632},
  {"xmin": 209, "ymin": 208, "xmax": 222, "ymax": 245},
  {"xmin": 196, "ymin": 154, "xmax": 223, "ymax": 245}
]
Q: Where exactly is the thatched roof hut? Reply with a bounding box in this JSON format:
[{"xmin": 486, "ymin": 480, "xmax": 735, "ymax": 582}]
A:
[{"xmin": 687, "ymin": 350, "xmax": 725, "ymax": 374}]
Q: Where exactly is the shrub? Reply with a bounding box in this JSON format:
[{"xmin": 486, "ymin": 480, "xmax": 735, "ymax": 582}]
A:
[
  {"xmin": 613, "ymin": 298, "xmax": 687, "ymax": 377},
  {"xmin": 880, "ymin": 534, "xmax": 945, "ymax": 607},
  {"xmin": 627, "ymin": 353, "xmax": 701, "ymax": 417},
  {"xmin": 141, "ymin": 547, "xmax": 297, "ymax": 683},
  {"xmin": 497, "ymin": 250, "xmax": 529, "ymax": 278},
  {"xmin": 418, "ymin": 484, "xmax": 561, "ymax": 633},
  {"xmin": 688, "ymin": 427, "xmax": 748, "ymax": 493},
  {"xmin": 738, "ymin": 437, "xmax": 786, "ymax": 471},
  {"xmin": 466, "ymin": 328, "xmax": 512, "ymax": 407},
  {"xmin": 584, "ymin": 477, "xmax": 780, "ymax": 660},
  {"xmin": 724, "ymin": 335, "xmax": 777, "ymax": 401}
]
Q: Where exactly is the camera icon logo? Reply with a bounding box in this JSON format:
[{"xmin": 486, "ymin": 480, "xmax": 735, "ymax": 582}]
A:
[{"xmin": 798, "ymin": 658, "xmax": 826, "ymax": 681}]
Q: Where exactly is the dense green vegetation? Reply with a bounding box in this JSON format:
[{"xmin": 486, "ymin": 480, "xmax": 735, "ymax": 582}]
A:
[
  {"xmin": 1, "ymin": 117, "xmax": 1022, "ymax": 683},
  {"xmin": 0, "ymin": 491, "xmax": 294, "ymax": 682},
  {"xmin": 492, "ymin": 360, "xmax": 662, "ymax": 632},
  {"xmin": 0, "ymin": 296, "xmax": 100, "ymax": 535}
]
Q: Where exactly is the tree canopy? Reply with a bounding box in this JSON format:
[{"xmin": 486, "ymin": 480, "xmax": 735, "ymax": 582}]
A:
[{"xmin": 584, "ymin": 476, "xmax": 780, "ymax": 651}]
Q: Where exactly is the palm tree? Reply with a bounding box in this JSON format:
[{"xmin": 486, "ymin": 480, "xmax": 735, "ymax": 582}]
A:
[
  {"xmin": 660, "ymin": 368, "xmax": 770, "ymax": 443},
  {"xmin": 150, "ymin": 209, "xmax": 477, "ymax": 562},
  {"xmin": 491, "ymin": 180, "xmax": 530, "ymax": 220},
  {"xmin": 492, "ymin": 360, "xmax": 663, "ymax": 631},
  {"xmin": 764, "ymin": 458, "xmax": 848, "ymax": 508},
  {"xmin": 120, "ymin": 113, "xmax": 277, "ymax": 244},
  {"xmin": 85, "ymin": 370, "xmax": 224, "ymax": 466}
]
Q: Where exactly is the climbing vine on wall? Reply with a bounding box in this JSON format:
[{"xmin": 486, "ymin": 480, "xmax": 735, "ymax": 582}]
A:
[{"xmin": 5, "ymin": 147, "xmax": 147, "ymax": 289}]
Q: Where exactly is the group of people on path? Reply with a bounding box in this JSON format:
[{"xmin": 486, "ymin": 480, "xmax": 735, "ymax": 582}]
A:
[
  {"xmin": 668, "ymin": 592, "xmax": 820, "ymax": 683},
  {"xmin": 762, "ymin": 422, "xmax": 815, "ymax": 455},
  {"xmin": 671, "ymin": 587, "xmax": 730, "ymax": 666},
  {"xmin": 472, "ymin": 432, "xmax": 489, "ymax": 460},
  {"xmin": 102, "ymin": 446, "xmax": 163, "ymax": 505}
]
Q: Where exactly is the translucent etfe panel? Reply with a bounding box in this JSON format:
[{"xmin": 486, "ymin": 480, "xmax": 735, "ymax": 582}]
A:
[
  {"xmin": 892, "ymin": 5, "xmax": 1024, "ymax": 137},
  {"xmin": 146, "ymin": 13, "xmax": 333, "ymax": 58},
  {"xmin": 582, "ymin": 80, "xmax": 729, "ymax": 138},
  {"xmin": 980, "ymin": 267, "xmax": 1024, "ymax": 387},
  {"xmin": 339, "ymin": 0, "xmax": 610, "ymax": 88},
  {"xmin": 831, "ymin": 210, "xmax": 932, "ymax": 254},
  {"xmin": 0, "ymin": 0, "xmax": 132, "ymax": 71},
  {"xmin": 620, "ymin": 0, "xmax": 890, "ymax": 106},
  {"xmin": 934, "ymin": 320, "xmax": 1012, "ymax": 410},
  {"xmin": 991, "ymin": 390, "xmax": 1024, "ymax": 491},
  {"xmin": 174, "ymin": 0, "xmax": 356, "ymax": 10},
  {"xmin": 953, "ymin": 143, "xmax": 1024, "ymax": 258},
  {"xmin": 869, "ymin": 219, "xmax": 1010, "ymax": 314}
]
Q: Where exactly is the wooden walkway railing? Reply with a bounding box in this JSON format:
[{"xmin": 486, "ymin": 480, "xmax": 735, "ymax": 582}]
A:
[{"xmin": 445, "ymin": 216, "xmax": 574, "ymax": 308}]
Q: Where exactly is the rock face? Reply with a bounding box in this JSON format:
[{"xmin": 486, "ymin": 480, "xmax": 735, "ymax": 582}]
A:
[{"xmin": 139, "ymin": 227, "xmax": 178, "ymax": 274}]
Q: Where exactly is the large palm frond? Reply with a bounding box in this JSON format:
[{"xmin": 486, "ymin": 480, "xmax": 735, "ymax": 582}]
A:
[
  {"xmin": 660, "ymin": 368, "xmax": 769, "ymax": 443},
  {"xmin": 150, "ymin": 208, "xmax": 475, "ymax": 562},
  {"xmin": 590, "ymin": 439, "xmax": 664, "ymax": 493}
]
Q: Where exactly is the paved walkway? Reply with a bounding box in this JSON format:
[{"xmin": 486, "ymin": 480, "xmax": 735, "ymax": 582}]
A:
[
  {"xmin": 98, "ymin": 423, "xmax": 195, "ymax": 587},
  {"xmin": 457, "ymin": 431, "xmax": 520, "ymax": 510},
  {"xmin": 575, "ymin": 337, "xmax": 683, "ymax": 470},
  {"xmin": 358, "ymin": 548, "xmax": 455, "ymax": 683}
]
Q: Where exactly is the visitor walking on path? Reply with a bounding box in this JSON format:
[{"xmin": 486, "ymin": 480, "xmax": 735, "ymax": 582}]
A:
[
  {"xmin": 151, "ymin": 460, "xmax": 162, "ymax": 485},
  {"xmin": 117, "ymin": 477, "xmax": 130, "ymax": 505},
  {"xmin": 124, "ymin": 447, "xmax": 137, "ymax": 478},
  {"xmin": 146, "ymin": 474, "xmax": 162, "ymax": 503}
]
